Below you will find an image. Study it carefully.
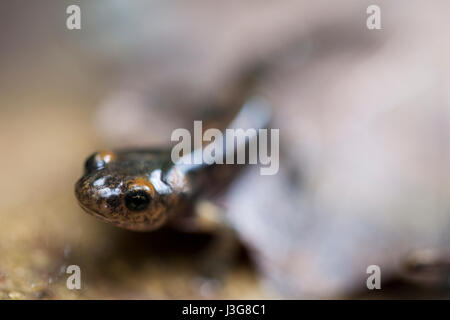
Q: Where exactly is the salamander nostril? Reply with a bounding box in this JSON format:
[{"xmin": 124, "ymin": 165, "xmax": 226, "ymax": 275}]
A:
[{"xmin": 125, "ymin": 190, "xmax": 151, "ymax": 212}]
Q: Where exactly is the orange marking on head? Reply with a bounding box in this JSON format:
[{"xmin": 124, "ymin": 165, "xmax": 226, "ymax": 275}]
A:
[
  {"xmin": 128, "ymin": 177, "xmax": 155, "ymax": 196},
  {"xmin": 97, "ymin": 151, "xmax": 116, "ymax": 164}
]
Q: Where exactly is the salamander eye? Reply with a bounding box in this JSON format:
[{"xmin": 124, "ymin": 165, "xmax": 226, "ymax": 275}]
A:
[
  {"xmin": 84, "ymin": 154, "xmax": 103, "ymax": 172},
  {"xmin": 84, "ymin": 151, "xmax": 115, "ymax": 172},
  {"xmin": 125, "ymin": 190, "xmax": 151, "ymax": 212}
]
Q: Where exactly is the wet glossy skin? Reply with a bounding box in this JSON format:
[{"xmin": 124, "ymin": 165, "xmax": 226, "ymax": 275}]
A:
[{"xmin": 75, "ymin": 150, "xmax": 191, "ymax": 231}]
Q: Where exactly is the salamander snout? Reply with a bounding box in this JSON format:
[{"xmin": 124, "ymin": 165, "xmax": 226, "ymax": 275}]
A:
[
  {"xmin": 75, "ymin": 150, "xmax": 189, "ymax": 231},
  {"xmin": 75, "ymin": 168, "xmax": 169, "ymax": 232}
]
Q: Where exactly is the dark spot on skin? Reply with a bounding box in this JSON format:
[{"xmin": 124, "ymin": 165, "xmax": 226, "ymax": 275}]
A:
[
  {"xmin": 106, "ymin": 195, "xmax": 121, "ymax": 210},
  {"xmin": 125, "ymin": 190, "xmax": 151, "ymax": 212}
]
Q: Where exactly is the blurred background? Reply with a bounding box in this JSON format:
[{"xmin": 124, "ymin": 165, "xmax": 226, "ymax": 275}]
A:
[{"xmin": 0, "ymin": 0, "xmax": 450, "ymax": 299}]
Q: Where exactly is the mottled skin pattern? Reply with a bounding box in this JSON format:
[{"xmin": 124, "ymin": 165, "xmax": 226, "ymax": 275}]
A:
[{"xmin": 75, "ymin": 149, "xmax": 192, "ymax": 231}]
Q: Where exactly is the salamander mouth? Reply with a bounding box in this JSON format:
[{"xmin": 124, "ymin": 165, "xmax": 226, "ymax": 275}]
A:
[
  {"xmin": 76, "ymin": 201, "xmax": 108, "ymax": 219},
  {"xmin": 76, "ymin": 197, "xmax": 151, "ymax": 231}
]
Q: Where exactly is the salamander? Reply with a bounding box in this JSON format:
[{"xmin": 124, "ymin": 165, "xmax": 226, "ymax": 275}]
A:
[{"xmin": 75, "ymin": 97, "xmax": 271, "ymax": 232}]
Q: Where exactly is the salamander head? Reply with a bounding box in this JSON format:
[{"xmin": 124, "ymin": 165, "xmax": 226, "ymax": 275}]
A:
[{"xmin": 75, "ymin": 151, "xmax": 188, "ymax": 231}]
